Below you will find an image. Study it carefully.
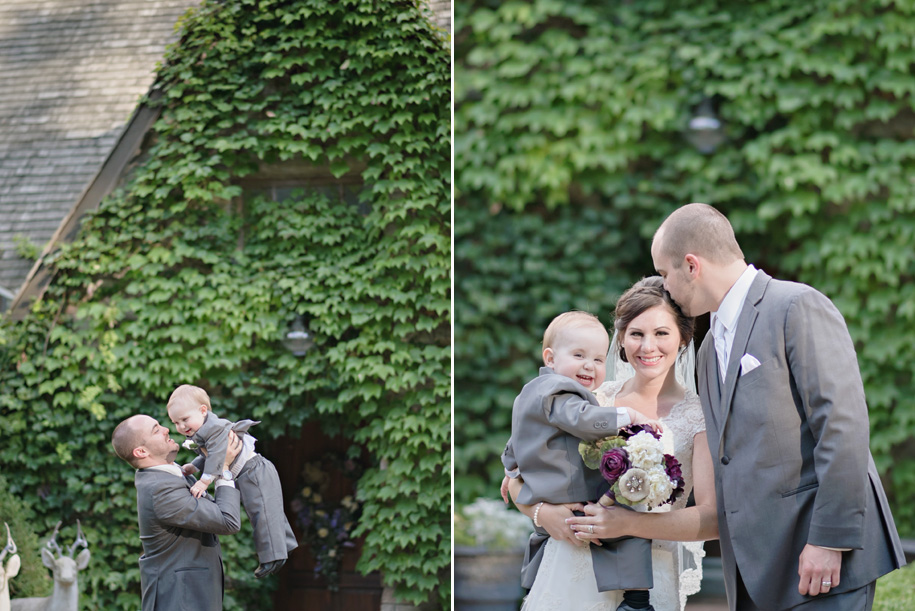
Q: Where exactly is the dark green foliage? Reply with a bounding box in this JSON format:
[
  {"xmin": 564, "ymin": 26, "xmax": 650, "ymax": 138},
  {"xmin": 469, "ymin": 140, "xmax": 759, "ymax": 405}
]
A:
[
  {"xmin": 455, "ymin": 0, "xmax": 915, "ymax": 537},
  {"xmin": 0, "ymin": 0, "xmax": 450, "ymax": 608},
  {"xmin": 454, "ymin": 201, "xmax": 660, "ymax": 500}
]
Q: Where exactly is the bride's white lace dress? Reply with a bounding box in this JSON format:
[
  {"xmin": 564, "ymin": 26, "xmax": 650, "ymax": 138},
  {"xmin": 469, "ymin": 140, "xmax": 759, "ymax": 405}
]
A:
[{"xmin": 520, "ymin": 380, "xmax": 707, "ymax": 611}]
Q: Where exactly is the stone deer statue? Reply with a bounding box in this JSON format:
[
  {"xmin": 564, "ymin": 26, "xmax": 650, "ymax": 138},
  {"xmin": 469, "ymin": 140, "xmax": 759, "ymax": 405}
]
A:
[
  {"xmin": 11, "ymin": 522, "xmax": 89, "ymax": 611},
  {"xmin": 1, "ymin": 523, "xmax": 21, "ymax": 611}
]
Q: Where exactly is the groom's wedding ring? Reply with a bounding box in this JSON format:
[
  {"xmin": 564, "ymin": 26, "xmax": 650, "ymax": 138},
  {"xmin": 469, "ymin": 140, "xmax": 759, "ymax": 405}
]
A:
[
  {"xmin": 587, "ymin": 525, "xmax": 594, "ymax": 534},
  {"xmin": 821, "ymin": 581, "xmax": 831, "ymax": 587}
]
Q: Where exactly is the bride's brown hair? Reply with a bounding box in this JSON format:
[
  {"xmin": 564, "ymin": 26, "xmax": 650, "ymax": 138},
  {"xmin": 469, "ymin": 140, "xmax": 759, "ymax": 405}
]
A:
[{"xmin": 612, "ymin": 276, "xmax": 695, "ymax": 363}]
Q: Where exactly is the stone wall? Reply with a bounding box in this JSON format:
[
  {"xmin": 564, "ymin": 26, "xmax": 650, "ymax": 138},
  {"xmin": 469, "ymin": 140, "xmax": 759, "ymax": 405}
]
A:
[{"xmin": 427, "ymin": 0, "xmax": 451, "ymax": 33}]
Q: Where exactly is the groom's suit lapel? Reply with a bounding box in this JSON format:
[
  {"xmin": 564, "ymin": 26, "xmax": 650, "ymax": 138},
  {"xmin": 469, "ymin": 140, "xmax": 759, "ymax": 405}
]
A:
[{"xmin": 716, "ymin": 271, "xmax": 771, "ymax": 449}]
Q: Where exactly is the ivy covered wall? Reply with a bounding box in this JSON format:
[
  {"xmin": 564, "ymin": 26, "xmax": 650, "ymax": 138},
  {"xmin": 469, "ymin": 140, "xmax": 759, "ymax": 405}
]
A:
[
  {"xmin": 454, "ymin": 0, "xmax": 915, "ymax": 538},
  {"xmin": 0, "ymin": 0, "xmax": 451, "ymax": 609}
]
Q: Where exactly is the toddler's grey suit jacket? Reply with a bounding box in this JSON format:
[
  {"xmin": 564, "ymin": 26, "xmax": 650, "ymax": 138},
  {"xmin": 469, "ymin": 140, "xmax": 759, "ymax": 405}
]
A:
[
  {"xmin": 190, "ymin": 412, "xmax": 259, "ymax": 478},
  {"xmin": 502, "ymin": 367, "xmax": 652, "ymax": 591}
]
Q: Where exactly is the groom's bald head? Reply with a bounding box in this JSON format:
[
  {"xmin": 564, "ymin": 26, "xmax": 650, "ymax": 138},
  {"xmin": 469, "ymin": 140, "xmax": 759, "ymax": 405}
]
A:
[
  {"xmin": 654, "ymin": 203, "xmax": 743, "ymax": 269},
  {"xmin": 112, "ymin": 415, "xmax": 146, "ymax": 468}
]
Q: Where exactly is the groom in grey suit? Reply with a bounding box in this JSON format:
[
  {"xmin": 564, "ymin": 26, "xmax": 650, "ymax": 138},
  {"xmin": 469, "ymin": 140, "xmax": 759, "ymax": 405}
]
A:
[
  {"xmin": 650, "ymin": 203, "xmax": 905, "ymax": 610},
  {"xmin": 112, "ymin": 414, "xmax": 243, "ymax": 611}
]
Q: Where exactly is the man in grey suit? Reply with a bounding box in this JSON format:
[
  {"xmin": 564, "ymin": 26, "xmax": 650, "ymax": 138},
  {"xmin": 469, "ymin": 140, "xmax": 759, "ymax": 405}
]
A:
[
  {"xmin": 112, "ymin": 414, "xmax": 244, "ymax": 611},
  {"xmin": 648, "ymin": 203, "xmax": 906, "ymax": 609}
]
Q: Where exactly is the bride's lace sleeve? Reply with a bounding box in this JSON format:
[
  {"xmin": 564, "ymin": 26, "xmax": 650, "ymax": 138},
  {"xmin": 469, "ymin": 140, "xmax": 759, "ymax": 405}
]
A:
[{"xmin": 682, "ymin": 390, "xmax": 706, "ymax": 439}]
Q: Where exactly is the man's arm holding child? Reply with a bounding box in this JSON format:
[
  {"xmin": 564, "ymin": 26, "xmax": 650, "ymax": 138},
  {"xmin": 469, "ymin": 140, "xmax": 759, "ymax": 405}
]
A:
[
  {"xmin": 189, "ymin": 430, "xmax": 240, "ymax": 499},
  {"xmin": 160, "ymin": 432, "xmax": 244, "ymax": 529}
]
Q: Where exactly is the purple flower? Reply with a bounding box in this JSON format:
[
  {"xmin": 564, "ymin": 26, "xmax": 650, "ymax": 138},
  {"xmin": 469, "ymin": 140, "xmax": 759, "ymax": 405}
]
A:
[
  {"xmin": 664, "ymin": 454, "xmax": 684, "ymax": 487},
  {"xmin": 620, "ymin": 424, "xmax": 661, "ymax": 440},
  {"xmin": 600, "ymin": 448, "xmax": 631, "ymax": 483},
  {"xmin": 664, "ymin": 454, "xmax": 685, "ymax": 503}
]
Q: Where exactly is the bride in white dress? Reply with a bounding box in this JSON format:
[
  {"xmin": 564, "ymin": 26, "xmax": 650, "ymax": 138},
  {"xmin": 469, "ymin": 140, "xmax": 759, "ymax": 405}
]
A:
[{"xmin": 508, "ymin": 277, "xmax": 718, "ymax": 611}]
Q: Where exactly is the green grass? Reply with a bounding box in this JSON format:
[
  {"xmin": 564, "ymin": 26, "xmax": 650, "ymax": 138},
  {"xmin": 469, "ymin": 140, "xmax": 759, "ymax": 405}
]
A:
[{"xmin": 874, "ymin": 563, "xmax": 915, "ymax": 611}]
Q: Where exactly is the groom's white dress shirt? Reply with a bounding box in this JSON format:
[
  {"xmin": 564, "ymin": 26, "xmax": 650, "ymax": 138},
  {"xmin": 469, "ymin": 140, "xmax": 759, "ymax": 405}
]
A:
[{"xmin": 711, "ymin": 265, "xmax": 758, "ymax": 382}]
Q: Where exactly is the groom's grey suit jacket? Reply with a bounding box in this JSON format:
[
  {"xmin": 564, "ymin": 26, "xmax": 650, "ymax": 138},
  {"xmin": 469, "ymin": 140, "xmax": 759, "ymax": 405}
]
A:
[
  {"xmin": 135, "ymin": 468, "xmax": 241, "ymax": 611},
  {"xmin": 502, "ymin": 367, "xmax": 652, "ymax": 591},
  {"xmin": 697, "ymin": 270, "xmax": 906, "ymax": 610}
]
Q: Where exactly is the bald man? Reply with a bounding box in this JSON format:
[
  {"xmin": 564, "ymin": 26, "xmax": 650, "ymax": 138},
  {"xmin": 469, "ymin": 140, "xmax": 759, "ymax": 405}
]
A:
[
  {"xmin": 112, "ymin": 415, "xmax": 243, "ymax": 611},
  {"xmin": 650, "ymin": 203, "xmax": 905, "ymax": 610}
]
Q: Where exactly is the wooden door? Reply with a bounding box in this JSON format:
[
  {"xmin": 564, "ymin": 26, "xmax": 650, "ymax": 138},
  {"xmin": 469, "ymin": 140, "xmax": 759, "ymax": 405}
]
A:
[{"xmin": 267, "ymin": 422, "xmax": 383, "ymax": 611}]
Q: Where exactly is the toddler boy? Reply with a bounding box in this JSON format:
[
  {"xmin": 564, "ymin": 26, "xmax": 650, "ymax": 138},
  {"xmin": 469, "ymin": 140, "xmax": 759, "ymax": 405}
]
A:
[
  {"xmin": 502, "ymin": 311, "xmax": 656, "ymax": 611},
  {"xmin": 167, "ymin": 384, "xmax": 298, "ymax": 578}
]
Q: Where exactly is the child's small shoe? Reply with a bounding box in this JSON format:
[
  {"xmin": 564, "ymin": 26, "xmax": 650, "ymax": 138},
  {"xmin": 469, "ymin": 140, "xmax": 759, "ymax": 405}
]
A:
[
  {"xmin": 254, "ymin": 559, "xmax": 285, "ymax": 578},
  {"xmin": 617, "ymin": 590, "xmax": 653, "ymax": 611}
]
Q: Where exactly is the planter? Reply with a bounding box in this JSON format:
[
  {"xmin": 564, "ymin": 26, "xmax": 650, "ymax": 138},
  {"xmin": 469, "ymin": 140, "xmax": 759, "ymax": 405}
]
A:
[{"xmin": 454, "ymin": 545, "xmax": 525, "ymax": 611}]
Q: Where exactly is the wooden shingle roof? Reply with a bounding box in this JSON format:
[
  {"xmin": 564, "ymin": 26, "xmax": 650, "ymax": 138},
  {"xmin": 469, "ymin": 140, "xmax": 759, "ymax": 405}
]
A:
[
  {"xmin": 1, "ymin": 0, "xmax": 451, "ymax": 315},
  {"xmin": 0, "ymin": 0, "xmax": 201, "ymax": 306}
]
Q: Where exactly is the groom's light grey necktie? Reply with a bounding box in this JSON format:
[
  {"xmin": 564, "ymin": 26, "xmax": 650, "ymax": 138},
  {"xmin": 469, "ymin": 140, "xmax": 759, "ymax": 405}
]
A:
[{"xmin": 712, "ymin": 315, "xmax": 728, "ymax": 383}]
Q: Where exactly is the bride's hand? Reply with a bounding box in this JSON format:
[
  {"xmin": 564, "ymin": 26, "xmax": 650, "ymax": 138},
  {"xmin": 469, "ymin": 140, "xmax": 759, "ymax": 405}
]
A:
[
  {"xmin": 566, "ymin": 502, "xmax": 631, "ymax": 543},
  {"xmin": 538, "ymin": 503, "xmax": 588, "ymax": 547}
]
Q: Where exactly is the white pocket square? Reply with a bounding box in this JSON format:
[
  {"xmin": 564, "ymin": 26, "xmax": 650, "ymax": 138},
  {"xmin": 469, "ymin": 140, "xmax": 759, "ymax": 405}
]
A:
[{"xmin": 740, "ymin": 353, "xmax": 761, "ymax": 376}]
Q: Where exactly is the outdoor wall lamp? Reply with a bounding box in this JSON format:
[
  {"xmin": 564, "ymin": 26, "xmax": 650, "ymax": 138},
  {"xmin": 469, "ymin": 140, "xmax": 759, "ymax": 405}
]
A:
[
  {"xmin": 282, "ymin": 314, "xmax": 314, "ymax": 356},
  {"xmin": 685, "ymin": 97, "xmax": 726, "ymax": 154}
]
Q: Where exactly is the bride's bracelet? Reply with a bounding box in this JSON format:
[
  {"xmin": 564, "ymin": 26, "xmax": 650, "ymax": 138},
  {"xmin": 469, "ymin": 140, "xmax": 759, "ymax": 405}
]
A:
[{"xmin": 533, "ymin": 501, "xmax": 544, "ymax": 527}]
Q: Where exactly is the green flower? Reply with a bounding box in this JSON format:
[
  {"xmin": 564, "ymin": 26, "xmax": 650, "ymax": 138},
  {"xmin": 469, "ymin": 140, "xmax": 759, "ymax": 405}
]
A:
[
  {"xmin": 579, "ymin": 441, "xmax": 602, "ymax": 470},
  {"xmin": 579, "ymin": 435, "xmax": 625, "ymax": 470}
]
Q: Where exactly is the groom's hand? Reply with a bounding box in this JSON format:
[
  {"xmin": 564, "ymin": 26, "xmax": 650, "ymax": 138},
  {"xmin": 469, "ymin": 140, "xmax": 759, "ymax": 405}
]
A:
[
  {"xmin": 797, "ymin": 544, "xmax": 841, "ymax": 596},
  {"xmin": 224, "ymin": 431, "xmax": 242, "ymax": 466}
]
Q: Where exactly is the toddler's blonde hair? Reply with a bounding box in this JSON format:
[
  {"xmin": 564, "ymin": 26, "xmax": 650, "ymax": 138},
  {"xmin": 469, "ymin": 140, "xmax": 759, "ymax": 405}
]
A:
[
  {"xmin": 542, "ymin": 311, "xmax": 607, "ymax": 351},
  {"xmin": 167, "ymin": 384, "xmax": 212, "ymax": 413}
]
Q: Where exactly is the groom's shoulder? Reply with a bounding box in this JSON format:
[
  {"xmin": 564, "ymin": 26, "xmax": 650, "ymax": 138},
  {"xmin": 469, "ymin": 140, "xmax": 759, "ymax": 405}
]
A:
[
  {"xmin": 757, "ymin": 277, "xmax": 847, "ymax": 328},
  {"xmin": 136, "ymin": 468, "xmax": 185, "ymax": 492},
  {"xmin": 764, "ymin": 275, "xmax": 832, "ymax": 304},
  {"xmin": 754, "ymin": 270, "xmax": 818, "ymax": 300},
  {"xmin": 134, "ymin": 469, "xmax": 161, "ymax": 499}
]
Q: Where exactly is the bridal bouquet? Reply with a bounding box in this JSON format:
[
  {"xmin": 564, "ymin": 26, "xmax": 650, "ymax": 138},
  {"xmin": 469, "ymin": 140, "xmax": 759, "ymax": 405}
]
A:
[{"xmin": 579, "ymin": 424, "xmax": 685, "ymax": 510}]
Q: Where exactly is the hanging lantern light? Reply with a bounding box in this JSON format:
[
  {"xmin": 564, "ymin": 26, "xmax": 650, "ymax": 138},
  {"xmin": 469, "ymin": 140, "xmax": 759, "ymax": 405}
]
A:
[
  {"xmin": 282, "ymin": 314, "xmax": 314, "ymax": 356},
  {"xmin": 685, "ymin": 97, "xmax": 726, "ymax": 154}
]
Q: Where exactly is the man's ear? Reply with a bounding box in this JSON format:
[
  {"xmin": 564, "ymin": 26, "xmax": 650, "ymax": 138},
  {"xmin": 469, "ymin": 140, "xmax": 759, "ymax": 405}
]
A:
[
  {"xmin": 542, "ymin": 347, "xmax": 555, "ymax": 367},
  {"xmin": 132, "ymin": 446, "xmax": 149, "ymax": 461},
  {"xmin": 684, "ymin": 253, "xmax": 701, "ymax": 278}
]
